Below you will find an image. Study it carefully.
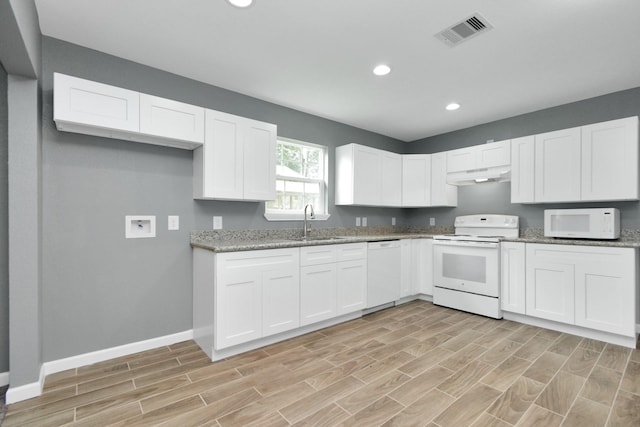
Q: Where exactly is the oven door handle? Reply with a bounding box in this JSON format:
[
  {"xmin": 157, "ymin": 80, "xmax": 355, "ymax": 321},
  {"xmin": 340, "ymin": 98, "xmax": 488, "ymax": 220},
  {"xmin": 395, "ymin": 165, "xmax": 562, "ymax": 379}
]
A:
[{"xmin": 432, "ymin": 240, "xmax": 500, "ymax": 249}]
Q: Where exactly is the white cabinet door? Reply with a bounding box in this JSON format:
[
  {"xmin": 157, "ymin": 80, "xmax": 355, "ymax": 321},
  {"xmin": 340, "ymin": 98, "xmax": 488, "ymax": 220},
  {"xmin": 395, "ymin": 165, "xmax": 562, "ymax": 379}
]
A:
[
  {"xmin": 215, "ymin": 265, "xmax": 262, "ymax": 349},
  {"xmin": 139, "ymin": 94, "xmax": 205, "ymax": 144},
  {"xmin": 525, "ymin": 244, "xmax": 575, "ymax": 324},
  {"xmin": 447, "ymin": 147, "xmax": 476, "ymax": 173},
  {"xmin": 534, "ymin": 127, "xmax": 581, "ymax": 202},
  {"xmin": 402, "ymin": 155, "xmax": 431, "ymax": 207},
  {"xmin": 581, "ymin": 116, "xmax": 639, "ymax": 201},
  {"xmin": 336, "ymin": 259, "xmax": 367, "ymax": 315},
  {"xmin": 243, "ymin": 118, "xmax": 277, "ymax": 201},
  {"xmin": 300, "ymin": 264, "xmax": 337, "ymax": 326},
  {"xmin": 197, "ymin": 110, "xmax": 243, "ymax": 199},
  {"xmin": 477, "ymin": 140, "xmax": 511, "ymax": 169},
  {"xmin": 381, "ymin": 152, "xmax": 402, "ymax": 207},
  {"xmin": 431, "ymin": 153, "xmax": 457, "ymax": 207},
  {"xmin": 353, "ymin": 145, "xmax": 382, "ymax": 205},
  {"xmin": 574, "ymin": 247, "xmax": 636, "ymax": 336},
  {"xmin": 510, "ymin": 136, "xmax": 535, "ymax": 203},
  {"xmin": 54, "ymin": 72, "xmax": 140, "ymax": 133},
  {"xmin": 501, "ymin": 242, "xmax": 526, "ymax": 314},
  {"xmin": 262, "ymin": 267, "xmax": 300, "ymax": 337}
]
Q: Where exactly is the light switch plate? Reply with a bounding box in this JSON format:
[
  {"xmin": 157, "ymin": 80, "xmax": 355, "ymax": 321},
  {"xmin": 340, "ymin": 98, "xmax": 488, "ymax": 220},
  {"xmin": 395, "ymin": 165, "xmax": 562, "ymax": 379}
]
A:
[
  {"xmin": 392, "ymin": 217, "xmax": 396, "ymax": 226},
  {"xmin": 213, "ymin": 216, "xmax": 223, "ymax": 230},
  {"xmin": 430, "ymin": 217, "xmax": 436, "ymax": 226},
  {"xmin": 362, "ymin": 217, "xmax": 368, "ymax": 227},
  {"xmin": 168, "ymin": 215, "xmax": 179, "ymax": 231},
  {"xmin": 355, "ymin": 217, "xmax": 361, "ymax": 227},
  {"xmin": 125, "ymin": 215, "xmax": 156, "ymax": 238}
]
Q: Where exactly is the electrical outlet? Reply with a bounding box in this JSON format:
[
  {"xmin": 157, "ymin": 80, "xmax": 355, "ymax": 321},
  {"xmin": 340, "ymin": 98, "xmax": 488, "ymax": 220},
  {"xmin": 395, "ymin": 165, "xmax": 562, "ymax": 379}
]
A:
[
  {"xmin": 392, "ymin": 217, "xmax": 396, "ymax": 226},
  {"xmin": 355, "ymin": 217, "xmax": 361, "ymax": 227},
  {"xmin": 362, "ymin": 217, "xmax": 368, "ymax": 227},
  {"xmin": 429, "ymin": 217, "xmax": 436, "ymax": 226},
  {"xmin": 168, "ymin": 215, "xmax": 179, "ymax": 231},
  {"xmin": 213, "ymin": 216, "xmax": 223, "ymax": 230}
]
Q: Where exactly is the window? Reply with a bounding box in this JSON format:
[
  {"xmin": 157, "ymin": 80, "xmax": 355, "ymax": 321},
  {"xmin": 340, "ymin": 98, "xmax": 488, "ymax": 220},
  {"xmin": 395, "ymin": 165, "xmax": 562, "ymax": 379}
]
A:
[{"xmin": 265, "ymin": 137, "xmax": 329, "ymax": 221}]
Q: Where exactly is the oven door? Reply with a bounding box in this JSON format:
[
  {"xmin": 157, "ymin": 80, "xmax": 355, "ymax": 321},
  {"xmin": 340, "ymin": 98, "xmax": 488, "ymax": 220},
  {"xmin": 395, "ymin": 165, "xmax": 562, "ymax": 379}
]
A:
[{"xmin": 433, "ymin": 240, "xmax": 499, "ymax": 297}]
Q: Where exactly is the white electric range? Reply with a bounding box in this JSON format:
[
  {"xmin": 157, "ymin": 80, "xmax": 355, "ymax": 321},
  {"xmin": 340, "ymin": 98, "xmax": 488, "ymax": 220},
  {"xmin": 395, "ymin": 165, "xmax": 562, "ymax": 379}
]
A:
[{"xmin": 432, "ymin": 214, "xmax": 519, "ymax": 319}]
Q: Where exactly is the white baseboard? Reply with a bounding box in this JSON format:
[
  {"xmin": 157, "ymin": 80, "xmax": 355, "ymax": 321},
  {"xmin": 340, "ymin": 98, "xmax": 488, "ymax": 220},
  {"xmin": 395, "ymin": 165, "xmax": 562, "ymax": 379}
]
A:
[
  {"xmin": 6, "ymin": 329, "xmax": 193, "ymax": 404},
  {"xmin": 0, "ymin": 371, "xmax": 9, "ymax": 387},
  {"xmin": 5, "ymin": 365, "xmax": 44, "ymax": 404}
]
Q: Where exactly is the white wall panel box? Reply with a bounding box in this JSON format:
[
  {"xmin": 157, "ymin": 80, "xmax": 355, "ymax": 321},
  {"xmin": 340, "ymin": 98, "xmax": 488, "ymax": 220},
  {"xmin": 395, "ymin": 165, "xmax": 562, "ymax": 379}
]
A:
[{"xmin": 125, "ymin": 216, "xmax": 156, "ymax": 238}]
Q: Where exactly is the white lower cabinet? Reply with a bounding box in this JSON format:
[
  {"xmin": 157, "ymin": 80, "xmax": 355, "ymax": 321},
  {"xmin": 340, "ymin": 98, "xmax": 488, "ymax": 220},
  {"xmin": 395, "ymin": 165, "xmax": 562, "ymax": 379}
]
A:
[
  {"xmin": 214, "ymin": 248, "xmax": 300, "ymax": 350},
  {"xmin": 411, "ymin": 238, "xmax": 433, "ymax": 296},
  {"xmin": 301, "ymin": 243, "xmax": 367, "ymax": 325},
  {"xmin": 500, "ymin": 242, "xmax": 526, "ymax": 314},
  {"xmin": 524, "ymin": 243, "xmax": 637, "ymax": 337}
]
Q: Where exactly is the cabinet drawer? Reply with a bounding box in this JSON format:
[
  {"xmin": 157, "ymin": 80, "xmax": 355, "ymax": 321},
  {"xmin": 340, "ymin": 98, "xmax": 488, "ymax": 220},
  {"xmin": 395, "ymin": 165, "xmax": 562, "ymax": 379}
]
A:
[
  {"xmin": 300, "ymin": 245, "xmax": 337, "ymax": 266},
  {"xmin": 336, "ymin": 243, "xmax": 367, "ymax": 261}
]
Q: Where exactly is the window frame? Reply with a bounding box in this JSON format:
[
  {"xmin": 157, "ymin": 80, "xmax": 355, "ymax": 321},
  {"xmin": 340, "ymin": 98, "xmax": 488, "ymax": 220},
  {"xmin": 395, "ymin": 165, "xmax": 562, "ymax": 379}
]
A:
[{"xmin": 264, "ymin": 137, "xmax": 330, "ymax": 221}]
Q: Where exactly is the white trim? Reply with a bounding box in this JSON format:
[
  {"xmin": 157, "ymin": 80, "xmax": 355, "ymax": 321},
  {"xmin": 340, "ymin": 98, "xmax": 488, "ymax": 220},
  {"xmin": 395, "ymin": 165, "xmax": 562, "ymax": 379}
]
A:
[
  {"xmin": 5, "ymin": 365, "xmax": 44, "ymax": 404},
  {"xmin": 6, "ymin": 329, "xmax": 193, "ymax": 404},
  {"xmin": 43, "ymin": 329, "xmax": 193, "ymax": 377},
  {"xmin": 0, "ymin": 371, "xmax": 9, "ymax": 387},
  {"xmin": 263, "ymin": 212, "xmax": 330, "ymax": 221},
  {"xmin": 503, "ymin": 312, "xmax": 638, "ymax": 349}
]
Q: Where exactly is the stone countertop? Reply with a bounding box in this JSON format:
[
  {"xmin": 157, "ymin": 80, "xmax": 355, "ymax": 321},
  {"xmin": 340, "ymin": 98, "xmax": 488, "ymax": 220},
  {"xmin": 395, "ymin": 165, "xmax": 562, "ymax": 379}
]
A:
[
  {"xmin": 502, "ymin": 236, "xmax": 640, "ymax": 248},
  {"xmin": 190, "ymin": 227, "xmax": 640, "ymax": 252},
  {"xmin": 502, "ymin": 228, "xmax": 640, "ymax": 248},
  {"xmin": 190, "ymin": 226, "xmax": 448, "ymax": 253}
]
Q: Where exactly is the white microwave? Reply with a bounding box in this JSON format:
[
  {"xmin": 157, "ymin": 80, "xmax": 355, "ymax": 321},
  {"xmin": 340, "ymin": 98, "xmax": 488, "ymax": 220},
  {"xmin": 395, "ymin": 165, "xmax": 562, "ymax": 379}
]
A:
[{"xmin": 544, "ymin": 208, "xmax": 620, "ymax": 239}]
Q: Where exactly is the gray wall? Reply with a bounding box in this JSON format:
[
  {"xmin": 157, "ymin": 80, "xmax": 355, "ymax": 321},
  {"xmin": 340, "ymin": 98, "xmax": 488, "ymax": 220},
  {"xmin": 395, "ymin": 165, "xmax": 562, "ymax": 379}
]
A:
[
  {"xmin": 404, "ymin": 88, "xmax": 640, "ymax": 230},
  {"xmin": 0, "ymin": 0, "xmax": 41, "ymax": 78},
  {"xmin": 0, "ymin": 62, "xmax": 8, "ymax": 374},
  {"xmin": 41, "ymin": 37, "xmax": 405, "ymax": 361}
]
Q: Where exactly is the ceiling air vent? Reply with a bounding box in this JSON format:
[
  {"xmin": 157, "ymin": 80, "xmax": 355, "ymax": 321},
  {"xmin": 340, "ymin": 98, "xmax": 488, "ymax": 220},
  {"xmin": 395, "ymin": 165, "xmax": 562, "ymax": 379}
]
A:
[{"xmin": 435, "ymin": 13, "xmax": 493, "ymax": 47}]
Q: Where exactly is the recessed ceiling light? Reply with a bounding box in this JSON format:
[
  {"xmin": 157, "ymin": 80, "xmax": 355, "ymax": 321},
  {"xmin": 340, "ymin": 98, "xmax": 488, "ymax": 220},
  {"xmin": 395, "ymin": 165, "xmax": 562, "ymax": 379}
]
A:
[
  {"xmin": 446, "ymin": 103, "xmax": 461, "ymax": 111},
  {"xmin": 373, "ymin": 64, "xmax": 391, "ymax": 76},
  {"xmin": 227, "ymin": 0, "xmax": 253, "ymax": 8}
]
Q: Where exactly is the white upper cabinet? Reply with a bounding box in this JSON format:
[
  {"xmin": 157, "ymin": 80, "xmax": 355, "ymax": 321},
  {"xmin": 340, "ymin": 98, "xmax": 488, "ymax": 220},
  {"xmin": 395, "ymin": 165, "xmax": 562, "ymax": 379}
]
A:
[
  {"xmin": 510, "ymin": 136, "xmax": 535, "ymax": 203},
  {"xmin": 335, "ymin": 143, "xmax": 401, "ymax": 206},
  {"xmin": 512, "ymin": 117, "xmax": 639, "ymax": 203},
  {"xmin": 431, "ymin": 152, "xmax": 457, "ymax": 206},
  {"xmin": 534, "ymin": 127, "xmax": 582, "ymax": 202},
  {"xmin": 581, "ymin": 116, "xmax": 639, "ymax": 201},
  {"xmin": 194, "ymin": 109, "xmax": 276, "ymax": 201},
  {"xmin": 139, "ymin": 94, "xmax": 205, "ymax": 144},
  {"xmin": 446, "ymin": 140, "xmax": 511, "ymax": 173},
  {"xmin": 53, "ymin": 73, "xmax": 204, "ymax": 149},
  {"xmin": 54, "ymin": 72, "xmax": 140, "ymax": 134},
  {"xmin": 402, "ymin": 155, "xmax": 431, "ymax": 207}
]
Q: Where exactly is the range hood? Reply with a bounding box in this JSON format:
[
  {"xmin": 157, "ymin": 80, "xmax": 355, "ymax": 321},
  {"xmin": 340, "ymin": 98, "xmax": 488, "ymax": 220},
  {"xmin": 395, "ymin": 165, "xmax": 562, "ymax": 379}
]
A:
[{"xmin": 446, "ymin": 166, "xmax": 511, "ymax": 186}]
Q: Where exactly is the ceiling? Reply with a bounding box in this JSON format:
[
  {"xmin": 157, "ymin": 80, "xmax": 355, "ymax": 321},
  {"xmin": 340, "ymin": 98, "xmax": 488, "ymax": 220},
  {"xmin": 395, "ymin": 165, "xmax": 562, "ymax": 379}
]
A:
[{"xmin": 34, "ymin": 0, "xmax": 640, "ymax": 142}]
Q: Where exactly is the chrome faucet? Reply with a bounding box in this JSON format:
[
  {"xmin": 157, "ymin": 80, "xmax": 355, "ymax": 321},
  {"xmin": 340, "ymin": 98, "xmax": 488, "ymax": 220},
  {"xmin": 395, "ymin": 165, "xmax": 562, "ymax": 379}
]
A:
[{"xmin": 303, "ymin": 204, "xmax": 315, "ymax": 238}]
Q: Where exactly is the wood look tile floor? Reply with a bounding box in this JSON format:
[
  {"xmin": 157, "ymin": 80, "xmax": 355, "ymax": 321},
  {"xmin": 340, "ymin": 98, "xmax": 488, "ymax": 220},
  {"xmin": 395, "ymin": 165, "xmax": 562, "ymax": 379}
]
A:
[{"xmin": 3, "ymin": 301, "xmax": 640, "ymax": 426}]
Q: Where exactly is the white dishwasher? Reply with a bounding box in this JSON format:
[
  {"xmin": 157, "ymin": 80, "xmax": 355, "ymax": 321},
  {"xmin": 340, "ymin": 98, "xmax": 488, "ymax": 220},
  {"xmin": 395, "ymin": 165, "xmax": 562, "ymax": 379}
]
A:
[{"xmin": 367, "ymin": 240, "xmax": 401, "ymax": 308}]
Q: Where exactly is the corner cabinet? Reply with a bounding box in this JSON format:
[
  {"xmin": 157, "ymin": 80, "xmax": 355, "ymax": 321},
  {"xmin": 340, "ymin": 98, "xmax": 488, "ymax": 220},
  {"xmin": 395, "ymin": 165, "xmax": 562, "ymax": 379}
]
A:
[
  {"xmin": 193, "ymin": 109, "xmax": 277, "ymax": 201},
  {"xmin": 402, "ymin": 155, "xmax": 431, "ymax": 207},
  {"xmin": 511, "ymin": 116, "xmax": 639, "ymax": 203},
  {"xmin": 53, "ymin": 73, "xmax": 204, "ymax": 149}
]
